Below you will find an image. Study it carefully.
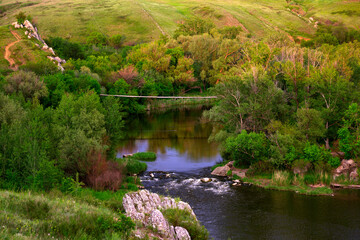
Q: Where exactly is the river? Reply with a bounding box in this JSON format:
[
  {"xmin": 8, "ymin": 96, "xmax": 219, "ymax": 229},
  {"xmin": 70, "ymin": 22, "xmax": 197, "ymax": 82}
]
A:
[{"xmin": 117, "ymin": 106, "xmax": 360, "ymax": 240}]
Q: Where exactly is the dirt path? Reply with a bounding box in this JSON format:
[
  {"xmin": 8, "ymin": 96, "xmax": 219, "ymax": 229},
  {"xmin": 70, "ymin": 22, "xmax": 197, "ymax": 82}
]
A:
[
  {"xmin": 4, "ymin": 30, "xmax": 21, "ymax": 70},
  {"xmin": 134, "ymin": 0, "xmax": 167, "ymax": 36}
]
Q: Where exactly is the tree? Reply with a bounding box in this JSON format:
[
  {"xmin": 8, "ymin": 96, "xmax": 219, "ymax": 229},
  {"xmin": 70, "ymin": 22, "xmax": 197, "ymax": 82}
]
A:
[
  {"xmin": 5, "ymin": 71, "xmax": 48, "ymax": 100},
  {"xmin": 52, "ymin": 92, "xmax": 106, "ymax": 177},
  {"xmin": 296, "ymin": 108, "xmax": 325, "ymax": 142},
  {"xmin": 110, "ymin": 34, "xmax": 126, "ymax": 49},
  {"xmin": 223, "ymin": 130, "xmax": 269, "ymax": 167}
]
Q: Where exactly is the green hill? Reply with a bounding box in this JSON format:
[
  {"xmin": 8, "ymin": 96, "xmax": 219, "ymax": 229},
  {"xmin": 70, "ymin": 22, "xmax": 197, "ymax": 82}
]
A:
[{"xmin": 0, "ymin": 0, "xmax": 360, "ymax": 43}]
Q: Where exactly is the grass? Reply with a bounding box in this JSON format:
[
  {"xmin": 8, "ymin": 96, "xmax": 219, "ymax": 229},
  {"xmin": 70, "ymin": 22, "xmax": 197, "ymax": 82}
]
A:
[
  {"xmin": 161, "ymin": 208, "xmax": 209, "ymax": 240},
  {"xmin": 118, "ymin": 157, "xmax": 147, "ymax": 175},
  {"xmin": 0, "ymin": 189, "xmax": 135, "ymax": 239},
  {"xmin": 131, "ymin": 151, "xmax": 157, "ymax": 161},
  {"xmin": 0, "ymin": 0, "xmax": 359, "ymax": 44},
  {"xmin": 235, "ymin": 170, "xmax": 334, "ymax": 196}
]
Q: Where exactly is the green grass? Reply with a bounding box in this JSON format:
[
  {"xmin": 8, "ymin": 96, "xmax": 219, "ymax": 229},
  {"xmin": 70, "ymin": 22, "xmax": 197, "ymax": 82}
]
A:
[
  {"xmin": 131, "ymin": 151, "xmax": 157, "ymax": 161},
  {"xmin": 1, "ymin": 0, "xmax": 359, "ymax": 44},
  {"xmin": 161, "ymin": 208, "xmax": 209, "ymax": 240},
  {"xmin": 118, "ymin": 157, "xmax": 147, "ymax": 175},
  {"xmin": 239, "ymin": 170, "xmax": 334, "ymax": 196},
  {"xmin": 0, "ymin": 189, "xmax": 135, "ymax": 239}
]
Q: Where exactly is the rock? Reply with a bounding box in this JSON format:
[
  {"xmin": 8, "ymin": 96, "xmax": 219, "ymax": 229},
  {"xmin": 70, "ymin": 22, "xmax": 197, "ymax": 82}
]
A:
[
  {"xmin": 232, "ymin": 169, "xmax": 247, "ymax": 178},
  {"xmin": 347, "ymin": 159, "xmax": 357, "ymax": 170},
  {"xmin": 350, "ymin": 169, "xmax": 359, "ymax": 181},
  {"xmin": 226, "ymin": 161, "xmax": 234, "ymax": 168},
  {"xmin": 49, "ymin": 47, "xmax": 56, "ymax": 55},
  {"xmin": 175, "ymin": 226, "xmax": 191, "ymax": 240},
  {"xmin": 123, "ymin": 190, "xmax": 198, "ymax": 238},
  {"xmin": 166, "ymin": 173, "xmax": 171, "ymax": 178},
  {"xmin": 200, "ymin": 178, "xmax": 212, "ymax": 183},
  {"xmin": 149, "ymin": 209, "xmax": 170, "ymax": 235},
  {"xmin": 331, "ymin": 152, "xmax": 345, "ymax": 160},
  {"xmin": 211, "ymin": 165, "xmax": 231, "ymax": 177},
  {"xmin": 54, "ymin": 57, "xmax": 62, "ymax": 63}
]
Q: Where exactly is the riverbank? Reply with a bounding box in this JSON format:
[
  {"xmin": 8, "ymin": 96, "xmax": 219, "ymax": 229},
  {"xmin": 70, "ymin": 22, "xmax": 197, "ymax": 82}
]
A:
[{"xmin": 211, "ymin": 161, "xmax": 360, "ymax": 196}]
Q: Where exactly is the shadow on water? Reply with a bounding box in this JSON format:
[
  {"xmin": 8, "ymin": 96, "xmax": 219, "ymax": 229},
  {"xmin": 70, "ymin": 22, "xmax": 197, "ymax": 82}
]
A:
[{"xmin": 117, "ymin": 106, "xmax": 360, "ymax": 240}]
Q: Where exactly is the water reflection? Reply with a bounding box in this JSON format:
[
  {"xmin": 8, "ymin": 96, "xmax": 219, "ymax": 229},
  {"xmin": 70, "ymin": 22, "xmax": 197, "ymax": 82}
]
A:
[{"xmin": 117, "ymin": 106, "xmax": 221, "ymax": 171}]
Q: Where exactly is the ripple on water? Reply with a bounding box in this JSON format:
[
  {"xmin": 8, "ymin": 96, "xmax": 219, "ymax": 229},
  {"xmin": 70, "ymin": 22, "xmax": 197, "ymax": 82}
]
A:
[{"xmin": 163, "ymin": 178, "xmax": 232, "ymax": 195}]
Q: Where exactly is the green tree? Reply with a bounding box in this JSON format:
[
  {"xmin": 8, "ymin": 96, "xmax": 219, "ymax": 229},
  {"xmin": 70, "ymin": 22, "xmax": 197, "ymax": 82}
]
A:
[
  {"xmin": 4, "ymin": 71, "xmax": 48, "ymax": 101},
  {"xmin": 296, "ymin": 108, "xmax": 325, "ymax": 142}
]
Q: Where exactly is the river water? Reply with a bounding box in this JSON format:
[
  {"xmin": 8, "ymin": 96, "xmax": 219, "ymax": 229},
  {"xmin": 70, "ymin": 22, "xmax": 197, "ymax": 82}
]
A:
[{"xmin": 117, "ymin": 107, "xmax": 360, "ymax": 240}]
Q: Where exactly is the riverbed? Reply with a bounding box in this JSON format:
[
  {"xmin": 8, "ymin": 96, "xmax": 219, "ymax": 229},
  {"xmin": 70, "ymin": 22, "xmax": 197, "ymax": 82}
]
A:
[{"xmin": 117, "ymin": 106, "xmax": 360, "ymax": 240}]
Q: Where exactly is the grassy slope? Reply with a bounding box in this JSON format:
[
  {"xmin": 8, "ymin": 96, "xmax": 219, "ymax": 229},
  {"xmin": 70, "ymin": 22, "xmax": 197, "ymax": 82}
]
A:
[
  {"xmin": 0, "ymin": 189, "xmax": 132, "ymax": 239},
  {"xmin": 0, "ymin": 0, "xmax": 359, "ymax": 44},
  {"xmin": 0, "ymin": 24, "xmax": 50, "ymax": 70}
]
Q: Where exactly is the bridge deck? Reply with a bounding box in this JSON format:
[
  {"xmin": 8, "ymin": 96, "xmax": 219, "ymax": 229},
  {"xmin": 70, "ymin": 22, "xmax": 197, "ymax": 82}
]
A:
[{"xmin": 100, "ymin": 94, "xmax": 217, "ymax": 99}]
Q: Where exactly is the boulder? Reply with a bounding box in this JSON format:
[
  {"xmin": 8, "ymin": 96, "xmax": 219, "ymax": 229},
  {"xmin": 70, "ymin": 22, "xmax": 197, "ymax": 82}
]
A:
[
  {"xmin": 175, "ymin": 226, "xmax": 191, "ymax": 240},
  {"xmin": 149, "ymin": 209, "xmax": 170, "ymax": 236},
  {"xmin": 232, "ymin": 169, "xmax": 247, "ymax": 178},
  {"xmin": 123, "ymin": 190, "xmax": 198, "ymax": 239},
  {"xmin": 211, "ymin": 165, "xmax": 231, "ymax": 177},
  {"xmin": 200, "ymin": 178, "xmax": 212, "ymax": 183},
  {"xmin": 331, "ymin": 152, "xmax": 345, "ymax": 160},
  {"xmin": 350, "ymin": 169, "xmax": 359, "ymax": 181},
  {"xmin": 54, "ymin": 57, "xmax": 62, "ymax": 63}
]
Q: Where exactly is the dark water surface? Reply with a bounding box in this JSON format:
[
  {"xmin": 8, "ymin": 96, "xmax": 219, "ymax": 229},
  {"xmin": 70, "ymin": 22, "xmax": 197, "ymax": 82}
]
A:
[{"xmin": 117, "ymin": 107, "xmax": 360, "ymax": 240}]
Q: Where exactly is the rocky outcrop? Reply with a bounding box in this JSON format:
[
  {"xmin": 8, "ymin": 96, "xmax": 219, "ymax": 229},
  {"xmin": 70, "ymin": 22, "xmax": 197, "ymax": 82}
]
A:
[
  {"xmin": 334, "ymin": 159, "xmax": 359, "ymax": 181},
  {"xmin": 12, "ymin": 21, "xmax": 65, "ymax": 71},
  {"xmin": 211, "ymin": 161, "xmax": 247, "ymax": 178},
  {"xmin": 123, "ymin": 190, "xmax": 196, "ymax": 239}
]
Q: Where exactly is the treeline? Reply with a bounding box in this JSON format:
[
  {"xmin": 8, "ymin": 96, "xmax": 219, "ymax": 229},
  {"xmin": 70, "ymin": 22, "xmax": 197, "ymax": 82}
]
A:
[
  {"xmin": 1, "ymin": 17, "xmax": 360, "ymax": 192},
  {"xmin": 202, "ymin": 35, "xmax": 360, "ymax": 177}
]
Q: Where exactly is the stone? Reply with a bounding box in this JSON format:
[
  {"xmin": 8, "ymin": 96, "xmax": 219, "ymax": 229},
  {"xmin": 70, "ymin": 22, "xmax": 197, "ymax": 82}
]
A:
[
  {"xmin": 350, "ymin": 169, "xmax": 358, "ymax": 181},
  {"xmin": 123, "ymin": 190, "xmax": 198, "ymax": 238},
  {"xmin": 175, "ymin": 226, "xmax": 191, "ymax": 240},
  {"xmin": 149, "ymin": 209, "xmax": 170, "ymax": 236},
  {"xmin": 49, "ymin": 48, "xmax": 56, "ymax": 55},
  {"xmin": 211, "ymin": 165, "xmax": 231, "ymax": 177},
  {"xmin": 226, "ymin": 161, "xmax": 234, "ymax": 168},
  {"xmin": 200, "ymin": 178, "xmax": 212, "ymax": 183},
  {"xmin": 54, "ymin": 57, "xmax": 62, "ymax": 63},
  {"xmin": 232, "ymin": 169, "xmax": 247, "ymax": 178}
]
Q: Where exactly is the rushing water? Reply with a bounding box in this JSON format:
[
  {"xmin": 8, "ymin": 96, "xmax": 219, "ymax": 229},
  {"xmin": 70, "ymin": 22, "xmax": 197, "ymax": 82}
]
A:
[{"xmin": 117, "ymin": 107, "xmax": 360, "ymax": 240}]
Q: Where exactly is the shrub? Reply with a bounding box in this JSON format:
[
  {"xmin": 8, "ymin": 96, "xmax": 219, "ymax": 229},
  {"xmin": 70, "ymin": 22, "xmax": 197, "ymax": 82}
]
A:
[
  {"xmin": 223, "ymin": 130, "xmax": 269, "ymax": 167},
  {"xmin": 131, "ymin": 152, "xmax": 157, "ymax": 161},
  {"xmin": 47, "ymin": 37, "xmax": 85, "ymax": 59},
  {"xmin": 4, "ymin": 70, "xmax": 48, "ymax": 100},
  {"xmin": 120, "ymin": 158, "xmax": 147, "ymax": 174},
  {"xmin": 162, "ymin": 208, "xmax": 209, "ymax": 240},
  {"xmin": 246, "ymin": 161, "xmax": 275, "ymax": 177},
  {"xmin": 109, "ymin": 34, "xmax": 126, "ymax": 49},
  {"xmin": 87, "ymin": 151, "xmax": 125, "ymax": 191},
  {"xmin": 87, "ymin": 32, "xmax": 108, "ymax": 46},
  {"xmin": 15, "ymin": 11, "xmax": 26, "ymax": 24}
]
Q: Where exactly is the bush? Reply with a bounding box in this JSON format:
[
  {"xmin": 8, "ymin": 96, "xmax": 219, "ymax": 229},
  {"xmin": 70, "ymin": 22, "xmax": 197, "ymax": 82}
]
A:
[
  {"xmin": 87, "ymin": 32, "xmax": 108, "ymax": 46},
  {"xmin": 120, "ymin": 158, "xmax": 147, "ymax": 174},
  {"xmin": 246, "ymin": 161, "xmax": 275, "ymax": 177},
  {"xmin": 131, "ymin": 152, "xmax": 157, "ymax": 161},
  {"xmin": 47, "ymin": 37, "xmax": 85, "ymax": 59},
  {"xmin": 223, "ymin": 130, "xmax": 269, "ymax": 167},
  {"xmin": 15, "ymin": 11, "xmax": 26, "ymax": 24},
  {"xmin": 162, "ymin": 208, "xmax": 209, "ymax": 240},
  {"xmin": 4, "ymin": 70, "xmax": 48, "ymax": 100}
]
